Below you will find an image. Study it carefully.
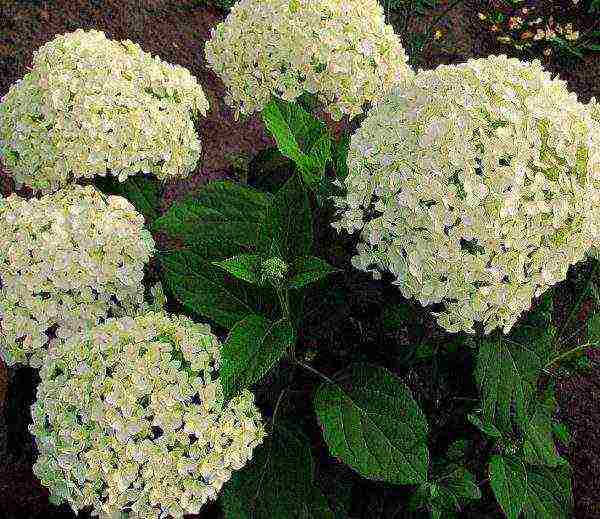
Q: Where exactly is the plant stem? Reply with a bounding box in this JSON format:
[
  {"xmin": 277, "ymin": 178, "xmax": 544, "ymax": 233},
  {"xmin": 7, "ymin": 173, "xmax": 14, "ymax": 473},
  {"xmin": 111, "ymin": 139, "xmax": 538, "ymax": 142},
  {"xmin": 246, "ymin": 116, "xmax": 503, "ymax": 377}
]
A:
[
  {"xmin": 295, "ymin": 359, "xmax": 335, "ymax": 385},
  {"xmin": 544, "ymin": 343, "xmax": 595, "ymax": 372}
]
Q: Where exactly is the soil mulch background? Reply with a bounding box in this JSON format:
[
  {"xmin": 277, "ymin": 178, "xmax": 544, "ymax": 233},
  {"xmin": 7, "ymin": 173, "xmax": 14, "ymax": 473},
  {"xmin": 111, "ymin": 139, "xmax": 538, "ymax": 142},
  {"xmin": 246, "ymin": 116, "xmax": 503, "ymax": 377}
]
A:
[{"xmin": 0, "ymin": 1, "xmax": 599, "ymax": 518}]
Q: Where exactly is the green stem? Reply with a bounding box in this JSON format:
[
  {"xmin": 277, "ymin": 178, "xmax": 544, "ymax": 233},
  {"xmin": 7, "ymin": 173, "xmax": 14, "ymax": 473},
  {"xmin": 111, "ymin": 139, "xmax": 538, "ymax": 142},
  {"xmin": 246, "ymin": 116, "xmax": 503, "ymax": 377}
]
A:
[
  {"xmin": 275, "ymin": 285, "xmax": 291, "ymax": 322},
  {"xmin": 544, "ymin": 343, "xmax": 594, "ymax": 372},
  {"xmin": 296, "ymin": 359, "xmax": 335, "ymax": 385}
]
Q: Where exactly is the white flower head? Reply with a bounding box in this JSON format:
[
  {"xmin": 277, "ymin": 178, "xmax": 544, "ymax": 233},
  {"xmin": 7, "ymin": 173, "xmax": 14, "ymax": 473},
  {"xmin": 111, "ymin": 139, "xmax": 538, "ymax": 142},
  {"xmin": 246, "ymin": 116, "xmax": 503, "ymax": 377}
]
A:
[
  {"xmin": 333, "ymin": 55, "xmax": 600, "ymax": 334},
  {"xmin": 30, "ymin": 312, "xmax": 266, "ymax": 519},
  {"xmin": 204, "ymin": 0, "xmax": 413, "ymax": 121},
  {"xmin": 0, "ymin": 185, "xmax": 155, "ymax": 367},
  {"xmin": 0, "ymin": 29, "xmax": 209, "ymax": 194}
]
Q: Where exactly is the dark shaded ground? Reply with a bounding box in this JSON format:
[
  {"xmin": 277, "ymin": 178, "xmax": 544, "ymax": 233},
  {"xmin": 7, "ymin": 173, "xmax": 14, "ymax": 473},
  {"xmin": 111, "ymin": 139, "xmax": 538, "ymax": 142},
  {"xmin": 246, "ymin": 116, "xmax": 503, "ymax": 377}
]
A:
[{"xmin": 0, "ymin": 0, "xmax": 599, "ymax": 518}]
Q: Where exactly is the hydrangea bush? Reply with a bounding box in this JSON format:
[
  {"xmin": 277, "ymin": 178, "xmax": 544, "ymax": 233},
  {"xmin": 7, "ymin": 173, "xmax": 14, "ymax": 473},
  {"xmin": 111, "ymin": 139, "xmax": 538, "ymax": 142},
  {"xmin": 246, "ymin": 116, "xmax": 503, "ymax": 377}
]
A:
[
  {"xmin": 0, "ymin": 29, "xmax": 209, "ymax": 194},
  {"xmin": 0, "ymin": 184, "xmax": 155, "ymax": 367},
  {"xmin": 30, "ymin": 312, "xmax": 266, "ymax": 518},
  {"xmin": 204, "ymin": 0, "xmax": 413, "ymax": 121},
  {"xmin": 332, "ymin": 55, "xmax": 600, "ymax": 334}
]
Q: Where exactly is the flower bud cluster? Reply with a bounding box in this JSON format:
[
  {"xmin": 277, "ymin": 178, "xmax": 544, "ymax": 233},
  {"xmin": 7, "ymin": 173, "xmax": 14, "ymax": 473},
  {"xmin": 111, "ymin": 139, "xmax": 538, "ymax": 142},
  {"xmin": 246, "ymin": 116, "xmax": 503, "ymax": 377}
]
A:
[
  {"xmin": 0, "ymin": 29, "xmax": 209, "ymax": 194},
  {"xmin": 0, "ymin": 185, "xmax": 155, "ymax": 367},
  {"xmin": 30, "ymin": 312, "xmax": 266, "ymax": 519},
  {"xmin": 204, "ymin": 0, "xmax": 413, "ymax": 121},
  {"xmin": 332, "ymin": 55, "xmax": 600, "ymax": 334}
]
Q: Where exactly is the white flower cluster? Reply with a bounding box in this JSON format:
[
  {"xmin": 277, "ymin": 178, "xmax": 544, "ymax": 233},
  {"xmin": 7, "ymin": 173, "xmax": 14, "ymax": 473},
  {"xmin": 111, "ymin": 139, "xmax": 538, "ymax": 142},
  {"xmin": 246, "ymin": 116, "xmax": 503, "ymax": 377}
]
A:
[
  {"xmin": 204, "ymin": 0, "xmax": 413, "ymax": 121},
  {"xmin": 30, "ymin": 312, "xmax": 266, "ymax": 519},
  {"xmin": 0, "ymin": 185, "xmax": 155, "ymax": 367},
  {"xmin": 332, "ymin": 55, "xmax": 600, "ymax": 334},
  {"xmin": 0, "ymin": 29, "xmax": 209, "ymax": 194}
]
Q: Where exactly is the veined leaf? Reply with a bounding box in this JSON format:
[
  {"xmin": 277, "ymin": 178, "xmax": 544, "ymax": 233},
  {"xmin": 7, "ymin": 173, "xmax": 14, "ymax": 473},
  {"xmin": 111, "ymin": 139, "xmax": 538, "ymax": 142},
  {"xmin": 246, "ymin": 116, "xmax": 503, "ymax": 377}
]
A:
[
  {"xmin": 467, "ymin": 413, "xmax": 503, "ymax": 439},
  {"xmin": 489, "ymin": 455, "xmax": 528, "ymax": 519},
  {"xmin": 214, "ymin": 254, "xmax": 262, "ymax": 285},
  {"xmin": 288, "ymin": 256, "xmax": 338, "ymax": 289},
  {"xmin": 314, "ymin": 364, "xmax": 429, "ymax": 485},
  {"xmin": 220, "ymin": 315, "xmax": 295, "ymax": 400},
  {"xmin": 258, "ymin": 173, "xmax": 313, "ymax": 262},
  {"xmin": 152, "ymin": 180, "xmax": 271, "ymax": 259},
  {"xmin": 221, "ymin": 417, "xmax": 334, "ymax": 519},
  {"xmin": 262, "ymin": 97, "xmax": 332, "ymax": 185},
  {"xmin": 523, "ymin": 464, "xmax": 573, "ymax": 519},
  {"xmin": 509, "ymin": 290, "xmax": 556, "ymax": 364},
  {"xmin": 475, "ymin": 336, "xmax": 543, "ymax": 432},
  {"xmin": 333, "ymin": 133, "xmax": 350, "ymax": 180},
  {"xmin": 95, "ymin": 174, "xmax": 160, "ymax": 225},
  {"xmin": 158, "ymin": 249, "xmax": 255, "ymax": 328},
  {"xmin": 522, "ymin": 387, "xmax": 562, "ymax": 468}
]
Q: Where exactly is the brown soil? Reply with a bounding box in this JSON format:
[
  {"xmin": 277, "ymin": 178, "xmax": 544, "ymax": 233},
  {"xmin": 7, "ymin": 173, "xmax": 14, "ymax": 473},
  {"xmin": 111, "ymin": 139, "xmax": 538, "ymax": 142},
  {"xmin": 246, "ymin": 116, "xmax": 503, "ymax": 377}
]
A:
[{"xmin": 1, "ymin": 1, "xmax": 599, "ymax": 518}]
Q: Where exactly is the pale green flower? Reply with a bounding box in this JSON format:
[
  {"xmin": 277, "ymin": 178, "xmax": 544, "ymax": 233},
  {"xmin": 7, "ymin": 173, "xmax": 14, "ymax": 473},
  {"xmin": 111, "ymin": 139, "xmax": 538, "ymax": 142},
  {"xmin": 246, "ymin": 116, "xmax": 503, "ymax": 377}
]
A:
[
  {"xmin": 205, "ymin": 0, "xmax": 413, "ymax": 121},
  {"xmin": 0, "ymin": 29, "xmax": 209, "ymax": 194},
  {"xmin": 333, "ymin": 55, "xmax": 600, "ymax": 334},
  {"xmin": 30, "ymin": 312, "xmax": 266, "ymax": 519},
  {"xmin": 0, "ymin": 185, "xmax": 154, "ymax": 367}
]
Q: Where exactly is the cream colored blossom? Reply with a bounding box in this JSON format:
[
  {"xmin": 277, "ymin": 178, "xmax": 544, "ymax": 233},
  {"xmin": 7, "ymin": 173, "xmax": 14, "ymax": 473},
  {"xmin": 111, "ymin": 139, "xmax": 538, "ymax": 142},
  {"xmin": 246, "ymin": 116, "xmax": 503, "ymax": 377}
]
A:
[
  {"xmin": 332, "ymin": 55, "xmax": 600, "ymax": 335},
  {"xmin": 204, "ymin": 0, "xmax": 413, "ymax": 121},
  {"xmin": 0, "ymin": 29, "xmax": 209, "ymax": 194},
  {"xmin": 30, "ymin": 312, "xmax": 266, "ymax": 519},
  {"xmin": 0, "ymin": 185, "xmax": 154, "ymax": 367}
]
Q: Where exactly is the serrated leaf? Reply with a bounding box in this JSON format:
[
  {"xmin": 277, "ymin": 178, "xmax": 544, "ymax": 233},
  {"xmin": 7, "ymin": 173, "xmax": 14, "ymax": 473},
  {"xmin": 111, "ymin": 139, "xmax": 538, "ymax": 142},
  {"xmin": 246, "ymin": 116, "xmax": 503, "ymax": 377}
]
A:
[
  {"xmin": 221, "ymin": 419, "xmax": 334, "ymax": 519},
  {"xmin": 258, "ymin": 173, "xmax": 313, "ymax": 261},
  {"xmin": 467, "ymin": 413, "xmax": 503, "ymax": 438},
  {"xmin": 288, "ymin": 256, "xmax": 338, "ymax": 289},
  {"xmin": 489, "ymin": 455, "xmax": 528, "ymax": 519},
  {"xmin": 262, "ymin": 97, "xmax": 332, "ymax": 185},
  {"xmin": 158, "ymin": 249, "xmax": 255, "ymax": 328},
  {"xmin": 509, "ymin": 291, "xmax": 556, "ymax": 364},
  {"xmin": 314, "ymin": 364, "xmax": 429, "ymax": 485},
  {"xmin": 333, "ymin": 133, "xmax": 350, "ymax": 180},
  {"xmin": 95, "ymin": 174, "xmax": 160, "ymax": 225},
  {"xmin": 214, "ymin": 254, "xmax": 262, "ymax": 285},
  {"xmin": 522, "ymin": 392, "xmax": 562, "ymax": 468},
  {"xmin": 221, "ymin": 315, "xmax": 295, "ymax": 400},
  {"xmin": 475, "ymin": 336, "xmax": 543, "ymax": 432},
  {"xmin": 152, "ymin": 180, "xmax": 270, "ymax": 259},
  {"xmin": 523, "ymin": 464, "xmax": 573, "ymax": 519},
  {"xmin": 445, "ymin": 469, "xmax": 481, "ymax": 501}
]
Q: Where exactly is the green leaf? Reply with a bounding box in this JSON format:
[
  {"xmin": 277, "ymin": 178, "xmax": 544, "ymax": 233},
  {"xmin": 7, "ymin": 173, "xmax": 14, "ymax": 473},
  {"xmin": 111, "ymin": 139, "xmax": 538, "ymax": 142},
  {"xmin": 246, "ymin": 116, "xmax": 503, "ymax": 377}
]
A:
[
  {"xmin": 95, "ymin": 174, "xmax": 160, "ymax": 225},
  {"xmin": 221, "ymin": 418, "xmax": 334, "ymax": 519},
  {"xmin": 467, "ymin": 413, "xmax": 503, "ymax": 439},
  {"xmin": 445, "ymin": 468, "xmax": 481, "ymax": 501},
  {"xmin": 214, "ymin": 254, "xmax": 263, "ymax": 285},
  {"xmin": 522, "ymin": 389, "xmax": 562, "ymax": 468},
  {"xmin": 262, "ymin": 97, "xmax": 332, "ymax": 185},
  {"xmin": 152, "ymin": 180, "xmax": 271, "ymax": 259},
  {"xmin": 220, "ymin": 315, "xmax": 295, "ymax": 400},
  {"xmin": 509, "ymin": 291, "xmax": 556, "ymax": 364},
  {"xmin": 288, "ymin": 256, "xmax": 338, "ymax": 289},
  {"xmin": 475, "ymin": 336, "xmax": 543, "ymax": 432},
  {"xmin": 158, "ymin": 249, "xmax": 255, "ymax": 328},
  {"xmin": 314, "ymin": 364, "xmax": 429, "ymax": 485},
  {"xmin": 587, "ymin": 310, "xmax": 600, "ymax": 343},
  {"xmin": 488, "ymin": 455, "xmax": 528, "ymax": 519},
  {"xmin": 382, "ymin": 303, "xmax": 417, "ymax": 330},
  {"xmin": 523, "ymin": 464, "xmax": 573, "ymax": 519},
  {"xmin": 552, "ymin": 422, "xmax": 571, "ymax": 446},
  {"xmin": 258, "ymin": 173, "xmax": 313, "ymax": 261},
  {"xmin": 333, "ymin": 133, "xmax": 350, "ymax": 180}
]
